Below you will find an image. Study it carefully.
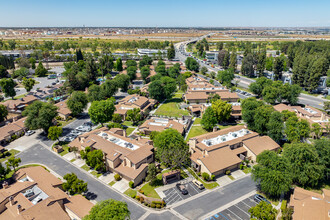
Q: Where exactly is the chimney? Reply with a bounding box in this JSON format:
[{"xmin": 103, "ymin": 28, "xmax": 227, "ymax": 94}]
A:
[
  {"xmin": 123, "ymin": 129, "xmax": 127, "ymax": 138},
  {"xmin": 9, "ymin": 196, "xmax": 14, "ymax": 206},
  {"xmin": 213, "ymin": 126, "xmax": 218, "ymax": 132},
  {"xmin": 17, "ymin": 204, "xmax": 23, "ymax": 214},
  {"xmin": 2, "ymin": 181, "xmax": 9, "ymax": 189}
]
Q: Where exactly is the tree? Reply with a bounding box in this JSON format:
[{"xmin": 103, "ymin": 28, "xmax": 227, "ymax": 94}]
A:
[
  {"xmin": 115, "ymin": 58, "xmax": 123, "ymax": 72},
  {"xmin": 6, "ymin": 156, "xmax": 21, "ymax": 172},
  {"xmin": 241, "ymin": 53, "xmax": 254, "ymax": 77},
  {"xmin": 281, "ymin": 84, "xmax": 302, "ymax": 105},
  {"xmin": 273, "ymin": 56, "xmax": 285, "ymax": 81},
  {"xmin": 86, "ymin": 150, "xmax": 106, "ymax": 172},
  {"xmin": 201, "ymin": 107, "xmax": 217, "ymax": 131},
  {"xmin": 99, "ymin": 55, "xmax": 114, "ymax": 77},
  {"xmin": 88, "ymin": 99, "xmax": 115, "ymax": 126},
  {"xmin": 154, "ymin": 129, "xmax": 189, "ymax": 169},
  {"xmin": 148, "ymin": 76, "xmax": 176, "ymax": 101},
  {"xmin": 101, "ymin": 80, "xmax": 118, "ymax": 98},
  {"xmin": 284, "ymin": 116, "xmax": 310, "ymax": 142},
  {"xmin": 67, "ymin": 91, "xmax": 88, "ymax": 116},
  {"xmin": 252, "ymin": 151, "xmax": 292, "ymax": 197},
  {"xmin": 256, "ymin": 50, "xmax": 266, "ymax": 76},
  {"xmin": 139, "ymin": 55, "xmax": 152, "ymax": 69},
  {"xmin": 22, "ymin": 77, "xmax": 36, "ymax": 92},
  {"xmin": 217, "ymin": 69, "xmax": 234, "ymax": 88},
  {"xmin": 200, "ymin": 66, "xmax": 208, "ymax": 75},
  {"xmin": 126, "ymin": 108, "xmax": 141, "ymax": 125},
  {"xmin": 87, "ymin": 84, "xmax": 104, "ymax": 102},
  {"xmin": 241, "ymin": 98, "xmax": 264, "ymax": 130},
  {"xmin": 0, "ymin": 163, "xmax": 10, "ymax": 181},
  {"xmin": 324, "ymin": 101, "xmax": 330, "ymax": 114},
  {"xmin": 229, "ymin": 52, "xmax": 237, "ymax": 70},
  {"xmin": 85, "ymin": 58, "xmax": 97, "ymax": 83},
  {"xmin": 63, "ymin": 173, "xmax": 88, "ymax": 195},
  {"xmin": 211, "ymin": 99, "xmax": 232, "ymax": 123},
  {"xmin": 253, "ymin": 105, "xmax": 273, "ymax": 135},
  {"xmin": 0, "ymin": 65, "xmax": 8, "ymax": 78},
  {"xmin": 249, "ymin": 201, "xmax": 277, "ymax": 220},
  {"xmin": 311, "ymin": 123, "xmax": 322, "ymax": 139},
  {"xmin": 146, "ymin": 163, "xmax": 157, "ymax": 184},
  {"xmin": 141, "ymin": 66, "xmax": 150, "ymax": 82},
  {"xmin": 76, "ymin": 49, "xmax": 84, "ymax": 62},
  {"xmin": 35, "ymin": 62, "xmax": 48, "ymax": 77},
  {"xmin": 314, "ymin": 138, "xmax": 330, "ymax": 178},
  {"xmin": 0, "ymin": 104, "xmax": 8, "ymax": 122},
  {"xmin": 114, "ymin": 74, "xmax": 130, "ymax": 91},
  {"xmin": 112, "ymin": 113, "xmax": 122, "ymax": 123},
  {"xmin": 13, "ymin": 67, "xmax": 29, "ymax": 80},
  {"xmin": 217, "ymin": 50, "xmax": 227, "ymax": 67},
  {"xmin": 83, "ymin": 199, "xmax": 130, "ymax": 220},
  {"xmin": 262, "ymin": 81, "xmax": 283, "ymax": 105},
  {"xmin": 249, "ymin": 77, "xmax": 273, "ymax": 97},
  {"xmin": 222, "ymin": 50, "xmax": 230, "ymax": 69},
  {"xmin": 17, "ymin": 58, "xmax": 31, "ymax": 69},
  {"xmin": 48, "ymin": 126, "xmax": 63, "ymax": 142},
  {"xmin": 283, "ymin": 143, "xmax": 325, "ymax": 187},
  {"xmin": 167, "ymin": 43, "xmax": 175, "ymax": 60},
  {"xmin": 185, "ymin": 57, "xmax": 199, "ymax": 72},
  {"xmin": 267, "ymin": 111, "xmax": 283, "ymax": 142},
  {"xmin": 22, "ymin": 101, "xmax": 58, "ymax": 133},
  {"xmin": 127, "ymin": 66, "xmax": 137, "ymax": 81},
  {"xmin": 29, "ymin": 57, "xmax": 36, "ymax": 69},
  {"xmin": 216, "ymin": 42, "xmax": 224, "ymax": 51},
  {"xmin": 0, "ymin": 78, "xmax": 16, "ymax": 98}
]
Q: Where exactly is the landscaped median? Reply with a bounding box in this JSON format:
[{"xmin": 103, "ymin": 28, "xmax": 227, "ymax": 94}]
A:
[{"xmin": 187, "ymin": 167, "xmax": 219, "ymax": 189}]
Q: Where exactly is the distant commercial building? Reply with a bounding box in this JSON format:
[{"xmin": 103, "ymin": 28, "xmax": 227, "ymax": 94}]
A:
[
  {"xmin": 137, "ymin": 49, "xmax": 167, "ymax": 58},
  {"xmin": 0, "ymin": 50, "xmax": 33, "ymax": 59},
  {"xmin": 205, "ymin": 51, "xmax": 218, "ymax": 62}
]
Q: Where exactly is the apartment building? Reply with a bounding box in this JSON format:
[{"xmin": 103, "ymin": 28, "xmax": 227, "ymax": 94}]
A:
[
  {"xmin": 0, "ymin": 166, "xmax": 93, "ymax": 220},
  {"xmin": 69, "ymin": 127, "xmax": 154, "ymax": 186},
  {"xmin": 184, "ymin": 76, "xmax": 239, "ymax": 104},
  {"xmin": 2, "ymin": 95, "xmax": 37, "ymax": 113},
  {"xmin": 139, "ymin": 117, "xmax": 191, "ymax": 136},
  {"xmin": 114, "ymin": 94, "xmax": 157, "ymax": 120},
  {"xmin": 274, "ymin": 104, "xmax": 329, "ymax": 133},
  {"xmin": 55, "ymin": 101, "xmax": 72, "ymax": 120},
  {"xmin": 189, "ymin": 102, "xmax": 242, "ymax": 119},
  {"xmin": 0, "ymin": 117, "xmax": 27, "ymax": 145},
  {"xmin": 188, "ymin": 125, "xmax": 280, "ymax": 177},
  {"xmin": 289, "ymin": 187, "xmax": 330, "ymax": 220}
]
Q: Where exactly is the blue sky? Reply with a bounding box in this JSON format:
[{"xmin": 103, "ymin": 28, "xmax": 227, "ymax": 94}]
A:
[{"xmin": 0, "ymin": 0, "xmax": 329, "ymax": 27}]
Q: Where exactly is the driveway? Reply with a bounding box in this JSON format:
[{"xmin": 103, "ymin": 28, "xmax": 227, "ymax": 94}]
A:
[
  {"xmin": 17, "ymin": 144, "xmax": 146, "ymax": 220},
  {"xmin": 173, "ymin": 176, "xmax": 256, "ymax": 220}
]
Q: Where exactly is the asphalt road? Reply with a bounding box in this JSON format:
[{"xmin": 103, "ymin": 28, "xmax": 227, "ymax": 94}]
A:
[
  {"xmin": 173, "ymin": 176, "xmax": 256, "ymax": 220},
  {"xmin": 18, "ymin": 143, "xmax": 147, "ymax": 220}
]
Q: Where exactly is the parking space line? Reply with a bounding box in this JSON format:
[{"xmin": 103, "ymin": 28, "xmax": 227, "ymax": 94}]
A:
[
  {"xmin": 234, "ymin": 204, "xmax": 250, "ymax": 217},
  {"xmin": 189, "ymin": 182, "xmax": 200, "ymax": 194},
  {"xmin": 227, "ymin": 208, "xmax": 243, "ymax": 220},
  {"xmin": 241, "ymin": 200, "xmax": 252, "ymax": 208},
  {"xmin": 218, "ymin": 212, "xmax": 230, "ymax": 220}
]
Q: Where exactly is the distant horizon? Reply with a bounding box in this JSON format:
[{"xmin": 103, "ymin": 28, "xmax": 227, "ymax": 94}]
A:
[
  {"xmin": 1, "ymin": 0, "xmax": 330, "ymax": 27},
  {"xmin": 0, "ymin": 26, "xmax": 329, "ymax": 29}
]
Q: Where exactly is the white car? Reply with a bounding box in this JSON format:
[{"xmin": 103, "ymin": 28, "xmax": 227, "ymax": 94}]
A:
[
  {"xmin": 63, "ymin": 136, "xmax": 74, "ymax": 142},
  {"xmin": 25, "ymin": 130, "xmax": 35, "ymax": 136}
]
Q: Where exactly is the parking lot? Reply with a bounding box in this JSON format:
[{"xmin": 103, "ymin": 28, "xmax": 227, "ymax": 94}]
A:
[
  {"xmin": 205, "ymin": 195, "xmax": 257, "ymax": 220},
  {"xmin": 163, "ymin": 181, "xmax": 205, "ymax": 205}
]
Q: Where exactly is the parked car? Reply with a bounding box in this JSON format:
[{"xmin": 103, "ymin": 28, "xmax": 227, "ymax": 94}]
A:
[
  {"xmin": 83, "ymin": 121, "xmax": 93, "ymax": 127},
  {"xmin": 192, "ymin": 180, "xmax": 205, "ymax": 190},
  {"xmin": 76, "ymin": 125, "xmax": 91, "ymax": 132},
  {"xmin": 25, "ymin": 130, "xmax": 35, "ymax": 136},
  {"xmin": 70, "ymin": 130, "xmax": 82, "ymax": 136},
  {"xmin": 254, "ymin": 194, "xmax": 271, "ymax": 204},
  {"xmin": 176, "ymin": 183, "xmax": 188, "ymax": 195},
  {"xmin": 63, "ymin": 136, "xmax": 74, "ymax": 142}
]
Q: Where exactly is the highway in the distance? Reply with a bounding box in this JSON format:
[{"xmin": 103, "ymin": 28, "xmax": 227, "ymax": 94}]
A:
[{"xmin": 175, "ymin": 36, "xmax": 326, "ymax": 109}]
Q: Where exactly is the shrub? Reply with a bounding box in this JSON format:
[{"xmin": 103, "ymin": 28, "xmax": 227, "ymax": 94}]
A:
[
  {"xmin": 139, "ymin": 197, "xmax": 144, "ymax": 203},
  {"xmin": 66, "ymin": 116, "xmax": 73, "ymax": 121},
  {"xmin": 114, "ymin": 173, "xmax": 121, "ymax": 181},
  {"xmin": 136, "ymin": 196, "xmax": 140, "ymax": 200},
  {"xmin": 129, "ymin": 181, "xmax": 134, "ymax": 188},
  {"xmin": 56, "ymin": 116, "xmax": 62, "ymax": 120},
  {"xmin": 225, "ymin": 170, "xmax": 231, "ymax": 175},
  {"xmin": 202, "ymin": 172, "xmax": 210, "ymax": 181},
  {"xmin": 240, "ymin": 163, "xmax": 244, "ymax": 170},
  {"xmin": 197, "ymin": 172, "xmax": 201, "ymax": 176},
  {"xmin": 11, "ymin": 134, "xmax": 18, "ymax": 140},
  {"xmin": 151, "ymin": 203, "xmax": 156, "ymax": 208},
  {"xmin": 57, "ymin": 122, "xmax": 62, "ymax": 127},
  {"xmin": 139, "ymin": 189, "xmax": 144, "ymax": 194},
  {"xmin": 211, "ymin": 175, "xmax": 215, "ymax": 181},
  {"xmin": 156, "ymin": 204, "xmax": 161, "ymax": 208}
]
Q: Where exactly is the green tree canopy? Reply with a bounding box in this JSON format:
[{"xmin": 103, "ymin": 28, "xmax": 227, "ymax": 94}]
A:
[
  {"xmin": 83, "ymin": 199, "xmax": 130, "ymax": 220},
  {"xmin": 249, "ymin": 201, "xmax": 277, "ymax": 220},
  {"xmin": 217, "ymin": 68, "xmax": 235, "ymax": 88},
  {"xmin": 6, "ymin": 156, "xmax": 21, "ymax": 172},
  {"xmin": 0, "ymin": 78, "xmax": 16, "ymax": 98},
  {"xmin": 63, "ymin": 173, "xmax": 88, "ymax": 195},
  {"xmin": 211, "ymin": 99, "xmax": 232, "ymax": 123},
  {"xmin": 201, "ymin": 107, "xmax": 217, "ymax": 131},
  {"xmin": 67, "ymin": 91, "xmax": 88, "ymax": 116},
  {"xmin": 0, "ymin": 104, "xmax": 8, "ymax": 122},
  {"xmin": 153, "ymin": 129, "xmax": 189, "ymax": 169},
  {"xmin": 126, "ymin": 108, "xmax": 142, "ymax": 125},
  {"xmin": 88, "ymin": 99, "xmax": 115, "ymax": 126},
  {"xmin": 22, "ymin": 101, "xmax": 58, "ymax": 133},
  {"xmin": 22, "ymin": 77, "xmax": 36, "ymax": 92},
  {"xmin": 48, "ymin": 126, "xmax": 63, "ymax": 142},
  {"xmin": 35, "ymin": 62, "xmax": 48, "ymax": 77}
]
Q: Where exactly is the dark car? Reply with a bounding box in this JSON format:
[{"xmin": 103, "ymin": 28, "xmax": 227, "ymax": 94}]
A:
[
  {"xmin": 176, "ymin": 183, "xmax": 188, "ymax": 195},
  {"xmin": 254, "ymin": 194, "xmax": 271, "ymax": 204}
]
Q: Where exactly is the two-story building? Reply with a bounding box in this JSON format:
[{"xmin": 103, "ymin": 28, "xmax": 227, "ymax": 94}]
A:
[
  {"xmin": 188, "ymin": 125, "xmax": 280, "ymax": 177},
  {"xmin": 69, "ymin": 127, "xmax": 154, "ymax": 186}
]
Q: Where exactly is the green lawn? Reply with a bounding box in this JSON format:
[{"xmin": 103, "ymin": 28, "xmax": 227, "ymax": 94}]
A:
[
  {"xmin": 140, "ymin": 183, "xmax": 161, "ymax": 199},
  {"xmin": 187, "ymin": 167, "xmax": 219, "ymax": 189},
  {"xmin": 242, "ymin": 166, "xmax": 252, "ymax": 174},
  {"xmin": 194, "ymin": 118, "xmax": 202, "ymax": 125},
  {"xmin": 70, "ymin": 159, "xmax": 76, "ymax": 163},
  {"xmin": 109, "ymin": 181, "xmax": 116, "ymax": 186},
  {"xmin": 123, "ymin": 121, "xmax": 133, "ymax": 127},
  {"xmin": 155, "ymin": 98, "xmax": 189, "ymax": 118},
  {"xmin": 90, "ymin": 170, "xmax": 102, "ymax": 178},
  {"xmin": 59, "ymin": 117, "xmax": 76, "ymax": 127},
  {"xmin": 228, "ymin": 175, "xmax": 235, "ymax": 180},
  {"xmin": 126, "ymin": 127, "xmax": 136, "ymax": 136},
  {"xmin": 81, "ymin": 164, "xmax": 90, "ymax": 171},
  {"xmin": 14, "ymin": 93, "xmax": 28, "ymax": 100},
  {"xmin": 124, "ymin": 189, "xmax": 137, "ymax": 198},
  {"xmin": 185, "ymin": 125, "xmax": 208, "ymax": 141},
  {"xmin": 0, "ymin": 149, "xmax": 20, "ymax": 163},
  {"xmin": 59, "ymin": 144, "xmax": 70, "ymax": 156},
  {"xmin": 173, "ymin": 92, "xmax": 184, "ymax": 99}
]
